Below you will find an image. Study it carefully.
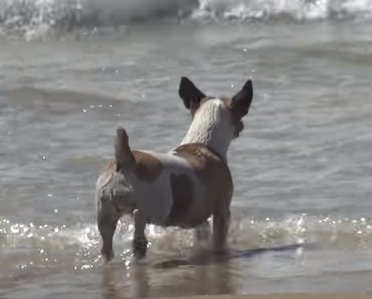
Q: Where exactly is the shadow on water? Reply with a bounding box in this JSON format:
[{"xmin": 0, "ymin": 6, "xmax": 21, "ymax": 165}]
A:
[{"xmin": 154, "ymin": 242, "xmax": 317, "ymax": 269}]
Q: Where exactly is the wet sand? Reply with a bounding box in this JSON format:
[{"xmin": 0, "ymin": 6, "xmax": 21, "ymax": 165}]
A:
[{"xmin": 164, "ymin": 295, "xmax": 372, "ymax": 299}]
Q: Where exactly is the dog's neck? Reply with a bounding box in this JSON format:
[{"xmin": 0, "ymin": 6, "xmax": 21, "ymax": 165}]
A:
[{"xmin": 180, "ymin": 99, "xmax": 232, "ymax": 162}]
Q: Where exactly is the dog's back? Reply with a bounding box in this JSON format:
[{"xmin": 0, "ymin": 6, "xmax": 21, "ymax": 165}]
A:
[{"xmin": 96, "ymin": 136, "xmax": 233, "ymax": 229}]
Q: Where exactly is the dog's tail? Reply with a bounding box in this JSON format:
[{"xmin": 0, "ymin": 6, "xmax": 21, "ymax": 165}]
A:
[{"xmin": 115, "ymin": 127, "xmax": 136, "ymax": 172}]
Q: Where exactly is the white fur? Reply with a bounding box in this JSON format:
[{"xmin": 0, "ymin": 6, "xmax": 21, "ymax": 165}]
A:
[
  {"xmin": 137, "ymin": 152, "xmax": 206, "ymax": 226},
  {"xmin": 95, "ymin": 167, "xmax": 135, "ymax": 214},
  {"xmin": 180, "ymin": 99, "xmax": 234, "ymax": 161},
  {"xmin": 95, "ymin": 151, "xmax": 207, "ymax": 226}
]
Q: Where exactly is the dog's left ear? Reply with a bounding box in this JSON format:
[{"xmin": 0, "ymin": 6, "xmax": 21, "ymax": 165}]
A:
[
  {"xmin": 230, "ymin": 79, "xmax": 253, "ymax": 119},
  {"xmin": 178, "ymin": 77, "xmax": 206, "ymax": 110}
]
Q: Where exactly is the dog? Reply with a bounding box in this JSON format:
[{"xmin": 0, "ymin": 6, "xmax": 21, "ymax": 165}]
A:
[{"xmin": 95, "ymin": 77, "xmax": 254, "ymax": 262}]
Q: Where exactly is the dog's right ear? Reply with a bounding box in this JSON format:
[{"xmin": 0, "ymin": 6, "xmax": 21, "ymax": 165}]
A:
[
  {"xmin": 230, "ymin": 79, "xmax": 253, "ymax": 120},
  {"xmin": 178, "ymin": 77, "xmax": 206, "ymax": 110}
]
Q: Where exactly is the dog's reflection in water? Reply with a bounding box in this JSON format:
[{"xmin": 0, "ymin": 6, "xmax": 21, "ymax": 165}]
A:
[
  {"xmin": 99, "ymin": 243, "xmax": 308, "ymax": 299},
  {"xmin": 99, "ymin": 251, "xmax": 236, "ymax": 299}
]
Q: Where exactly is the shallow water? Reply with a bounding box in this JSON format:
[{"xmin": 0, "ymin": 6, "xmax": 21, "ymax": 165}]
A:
[{"xmin": 1, "ymin": 1, "xmax": 372, "ymax": 298}]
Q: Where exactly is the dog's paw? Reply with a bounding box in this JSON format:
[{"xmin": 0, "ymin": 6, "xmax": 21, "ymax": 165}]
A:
[
  {"xmin": 101, "ymin": 248, "xmax": 114, "ymax": 263},
  {"xmin": 132, "ymin": 237, "xmax": 148, "ymax": 260}
]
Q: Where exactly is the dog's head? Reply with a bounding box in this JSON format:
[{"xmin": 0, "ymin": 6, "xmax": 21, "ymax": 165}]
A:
[{"xmin": 178, "ymin": 77, "xmax": 253, "ymax": 140}]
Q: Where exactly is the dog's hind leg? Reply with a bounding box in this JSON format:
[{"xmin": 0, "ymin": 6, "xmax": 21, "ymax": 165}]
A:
[
  {"xmin": 132, "ymin": 209, "xmax": 148, "ymax": 259},
  {"xmin": 97, "ymin": 204, "xmax": 120, "ymax": 263}
]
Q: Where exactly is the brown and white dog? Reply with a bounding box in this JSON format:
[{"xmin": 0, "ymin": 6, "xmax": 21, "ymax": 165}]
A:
[{"xmin": 95, "ymin": 77, "xmax": 254, "ymax": 262}]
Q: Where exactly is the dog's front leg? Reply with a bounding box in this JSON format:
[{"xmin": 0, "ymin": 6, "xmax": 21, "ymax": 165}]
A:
[
  {"xmin": 132, "ymin": 209, "xmax": 148, "ymax": 259},
  {"xmin": 212, "ymin": 204, "xmax": 230, "ymax": 255},
  {"xmin": 194, "ymin": 220, "xmax": 211, "ymax": 247}
]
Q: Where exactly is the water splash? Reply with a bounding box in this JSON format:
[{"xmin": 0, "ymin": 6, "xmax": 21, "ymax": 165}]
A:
[
  {"xmin": 2, "ymin": 213, "xmax": 372, "ymax": 293},
  {"xmin": 2, "ymin": 214, "xmax": 372, "ymax": 264}
]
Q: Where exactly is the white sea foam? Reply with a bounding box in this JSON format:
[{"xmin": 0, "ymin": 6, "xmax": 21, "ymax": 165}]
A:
[
  {"xmin": 192, "ymin": 0, "xmax": 372, "ymax": 22},
  {"xmin": 1, "ymin": 0, "xmax": 372, "ymax": 39}
]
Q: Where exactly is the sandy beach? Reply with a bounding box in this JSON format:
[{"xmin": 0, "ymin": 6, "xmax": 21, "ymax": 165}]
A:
[{"xmin": 163, "ymin": 295, "xmax": 372, "ymax": 299}]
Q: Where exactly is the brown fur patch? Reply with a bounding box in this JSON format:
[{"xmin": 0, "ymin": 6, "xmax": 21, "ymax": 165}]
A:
[
  {"xmin": 173, "ymin": 143, "xmax": 233, "ymax": 214},
  {"xmin": 167, "ymin": 174, "xmax": 194, "ymax": 226},
  {"xmin": 101, "ymin": 152, "xmax": 163, "ymax": 183},
  {"xmin": 132, "ymin": 151, "xmax": 163, "ymax": 182}
]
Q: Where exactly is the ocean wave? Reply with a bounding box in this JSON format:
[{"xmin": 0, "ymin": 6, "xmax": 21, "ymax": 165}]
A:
[
  {"xmin": 192, "ymin": 0, "xmax": 372, "ymax": 23},
  {"xmin": 1, "ymin": 0, "xmax": 372, "ymax": 39},
  {"xmin": 0, "ymin": 0, "xmax": 198, "ymax": 39}
]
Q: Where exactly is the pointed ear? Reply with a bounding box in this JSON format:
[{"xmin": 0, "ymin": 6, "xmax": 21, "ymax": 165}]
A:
[
  {"xmin": 178, "ymin": 77, "xmax": 206, "ymax": 110},
  {"xmin": 230, "ymin": 79, "xmax": 253, "ymax": 119}
]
